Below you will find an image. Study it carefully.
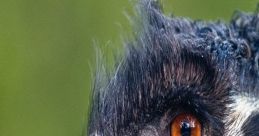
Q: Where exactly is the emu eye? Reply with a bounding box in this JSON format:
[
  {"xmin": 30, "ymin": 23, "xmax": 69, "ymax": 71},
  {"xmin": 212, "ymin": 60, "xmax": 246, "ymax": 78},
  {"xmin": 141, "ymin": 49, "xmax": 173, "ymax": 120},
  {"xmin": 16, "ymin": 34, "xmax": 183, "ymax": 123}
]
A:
[{"xmin": 171, "ymin": 113, "xmax": 201, "ymax": 136}]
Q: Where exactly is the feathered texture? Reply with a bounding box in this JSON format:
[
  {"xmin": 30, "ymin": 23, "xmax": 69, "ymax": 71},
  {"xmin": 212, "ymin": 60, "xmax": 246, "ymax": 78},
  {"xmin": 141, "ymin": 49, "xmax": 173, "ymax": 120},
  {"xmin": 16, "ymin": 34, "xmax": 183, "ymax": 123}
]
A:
[{"xmin": 88, "ymin": 0, "xmax": 259, "ymax": 136}]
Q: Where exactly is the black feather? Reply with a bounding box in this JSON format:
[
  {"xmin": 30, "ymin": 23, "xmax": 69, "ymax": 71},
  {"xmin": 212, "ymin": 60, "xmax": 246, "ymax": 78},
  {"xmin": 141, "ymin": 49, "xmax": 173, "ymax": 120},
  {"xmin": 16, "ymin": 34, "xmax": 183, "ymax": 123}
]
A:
[{"xmin": 88, "ymin": 0, "xmax": 259, "ymax": 135}]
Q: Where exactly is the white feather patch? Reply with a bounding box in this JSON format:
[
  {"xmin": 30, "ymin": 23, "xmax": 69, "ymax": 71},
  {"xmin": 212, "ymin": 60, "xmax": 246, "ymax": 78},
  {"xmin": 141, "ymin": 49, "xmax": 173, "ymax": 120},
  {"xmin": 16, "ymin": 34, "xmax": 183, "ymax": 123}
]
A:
[{"xmin": 225, "ymin": 95, "xmax": 259, "ymax": 136}]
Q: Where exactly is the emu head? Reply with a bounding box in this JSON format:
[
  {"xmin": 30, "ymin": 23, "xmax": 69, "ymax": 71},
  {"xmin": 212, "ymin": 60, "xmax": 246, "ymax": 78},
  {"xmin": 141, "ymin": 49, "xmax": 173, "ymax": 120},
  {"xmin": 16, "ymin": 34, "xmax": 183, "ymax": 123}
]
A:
[{"xmin": 88, "ymin": 0, "xmax": 259, "ymax": 135}]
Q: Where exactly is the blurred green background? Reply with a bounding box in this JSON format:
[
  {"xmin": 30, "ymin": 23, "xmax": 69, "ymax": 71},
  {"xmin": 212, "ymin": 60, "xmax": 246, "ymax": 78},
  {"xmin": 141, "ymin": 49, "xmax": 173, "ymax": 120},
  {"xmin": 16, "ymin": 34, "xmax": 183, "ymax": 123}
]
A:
[{"xmin": 0, "ymin": 0, "xmax": 257, "ymax": 136}]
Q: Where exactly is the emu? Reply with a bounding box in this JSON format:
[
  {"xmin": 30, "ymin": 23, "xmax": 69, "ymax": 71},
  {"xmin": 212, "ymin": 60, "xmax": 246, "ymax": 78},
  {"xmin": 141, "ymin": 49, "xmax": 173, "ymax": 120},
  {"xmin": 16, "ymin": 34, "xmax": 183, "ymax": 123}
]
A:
[{"xmin": 88, "ymin": 0, "xmax": 259, "ymax": 135}]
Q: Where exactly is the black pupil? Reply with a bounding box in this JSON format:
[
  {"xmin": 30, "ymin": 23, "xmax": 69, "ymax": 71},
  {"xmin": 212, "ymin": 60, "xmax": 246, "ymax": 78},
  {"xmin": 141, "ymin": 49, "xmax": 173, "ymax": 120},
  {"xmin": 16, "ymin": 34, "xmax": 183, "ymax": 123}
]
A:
[{"xmin": 180, "ymin": 121, "xmax": 191, "ymax": 136}]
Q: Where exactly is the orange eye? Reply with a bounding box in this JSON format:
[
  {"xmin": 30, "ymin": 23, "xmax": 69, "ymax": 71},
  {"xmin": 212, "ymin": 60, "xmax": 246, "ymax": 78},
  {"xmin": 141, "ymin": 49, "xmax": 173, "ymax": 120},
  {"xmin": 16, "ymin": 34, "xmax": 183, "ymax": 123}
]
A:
[{"xmin": 171, "ymin": 113, "xmax": 201, "ymax": 136}]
